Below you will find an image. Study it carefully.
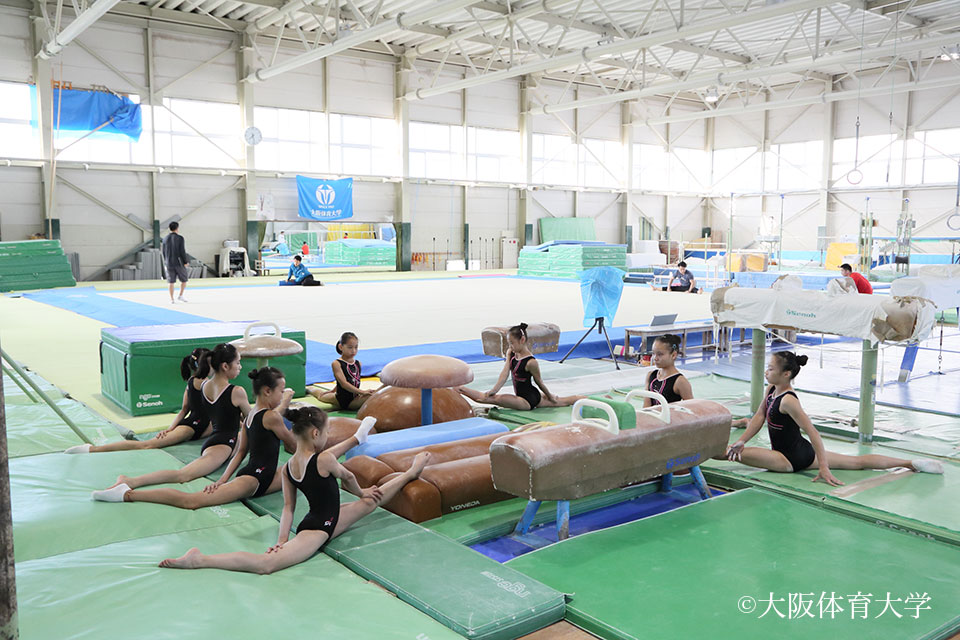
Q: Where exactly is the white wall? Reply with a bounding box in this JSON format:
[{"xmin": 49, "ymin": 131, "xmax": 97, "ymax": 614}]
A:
[{"xmin": 2, "ymin": 5, "xmax": 960, "ymax": 278}]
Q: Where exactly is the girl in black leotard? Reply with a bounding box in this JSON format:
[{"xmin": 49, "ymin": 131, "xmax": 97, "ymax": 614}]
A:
[
  {"xmin": 307, "ymin": 332, "xmax": 375, "ymax": 411},
  {"xmin": 69, "ymin": 348, "xmax": 213, "ymax": 454},
  {"xmin": 96, "ymin": 367, "xmax": 299, "ymax": 508},
  {"xmin": 93, "ymin": 344, "xmax": 252, "ymax": 498},
  {"xmin": 458, "ymin": 323, "xmax": 585, "ymax": 411},
  {"xmin": 723, "ymin": 351, "xmax": 944, "ymax": 485},
  {"xmin": 643, "ymin": 334, "xmax": 693, "ymax": 407},
  {"xmin": 159, "ymin": 407, "xmax": 426, "ymax": 575}
]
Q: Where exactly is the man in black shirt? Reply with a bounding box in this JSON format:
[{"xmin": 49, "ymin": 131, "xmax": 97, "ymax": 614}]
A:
[{"xmin": 161, "ymin": 221, "xmax": 190, "ymax": 303}]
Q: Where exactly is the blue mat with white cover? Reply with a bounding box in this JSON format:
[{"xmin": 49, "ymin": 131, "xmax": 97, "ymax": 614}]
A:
[{"xmin": 346, "ymin": 417, "xmax": 509, "ymax": 459}]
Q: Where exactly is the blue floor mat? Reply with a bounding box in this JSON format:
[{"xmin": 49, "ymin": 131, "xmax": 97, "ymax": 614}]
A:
[
  {"xmin": 471, "ymin": 484, "xmax": 715, "ymax": 563},
  {"xmin": 22, "ymin": 287, "xmax": 211, "ymax": 326}
]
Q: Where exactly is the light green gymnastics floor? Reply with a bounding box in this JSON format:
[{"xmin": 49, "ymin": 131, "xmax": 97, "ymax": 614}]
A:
[{"xmin": 507, "ymin": 489, "xmax": 960, "ymax": 640}]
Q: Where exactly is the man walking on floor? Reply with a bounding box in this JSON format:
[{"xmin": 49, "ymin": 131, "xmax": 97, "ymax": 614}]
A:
[{"xmin": 162, "ymin": 221, "xmax": 190, "ymax": 303}]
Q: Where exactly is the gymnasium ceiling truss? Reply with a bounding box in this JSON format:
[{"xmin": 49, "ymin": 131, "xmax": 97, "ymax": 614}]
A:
[{"xmin": 26, "ymin": 0, "xmax": 960, "ymax": 119}]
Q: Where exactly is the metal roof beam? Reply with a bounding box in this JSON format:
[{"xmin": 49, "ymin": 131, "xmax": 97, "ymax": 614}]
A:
[{"xmin": 404, "ymin": 0, "xmax": 840, "ymax": 100}]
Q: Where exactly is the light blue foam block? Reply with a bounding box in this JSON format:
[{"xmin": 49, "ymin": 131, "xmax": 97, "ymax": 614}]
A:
[{"xmin": 346, "ymin": 417, "xmax": 509, "ymax": 459}]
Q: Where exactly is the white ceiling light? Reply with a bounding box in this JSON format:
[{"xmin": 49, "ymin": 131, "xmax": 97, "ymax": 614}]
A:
[{"xmin": 705, "ymin": 87, "xmax": 720, "ymax": 103}]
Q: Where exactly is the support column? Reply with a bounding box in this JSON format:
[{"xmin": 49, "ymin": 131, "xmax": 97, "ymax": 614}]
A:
[
  {"xmin": 621, "ymin": 101, "xmax": 633, "ymax": 248},
  {"xmin": 859, "ymin": 340, "xmax": 877, "ymax": 443},
  {"xmin": 238, "ymin": 33, "xmax": 258, "ymax": 266},
  {"xmin": 819, "ymin": 81, "xmax": 836, "ymax": 259},
  {"xmin": 518, "ymin": 75, "xmax": 534, "ymax": 247},
  {"xmin": 395, "ymin": 57, "xmax": 412, "ymax": 271},
  {"xmin": 0, "ymin": 341, "xmax": 18, "ymax": 640},
  {"xmin": 145, "ymin": 28, "xmax": 160, "ymax": 249},
  {"xmin": 751, "ymin": 329, "xmax": 766, "ymax": 413},
  {"xmin": 31, "ymin": 15, "xmax": 55, "ymax": 236}
]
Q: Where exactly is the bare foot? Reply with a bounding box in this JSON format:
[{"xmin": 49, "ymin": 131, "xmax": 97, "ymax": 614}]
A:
[
  {"xmin": 107, "ymin": 474, "xmax": 132, "ymax": 490},
  {"xmin": 159, "ymin": 547, "xmax": 203, "ymax": 569},
  {"xmin": 408, "ymin": 452, "xmax": 432, "ymax": 478}
]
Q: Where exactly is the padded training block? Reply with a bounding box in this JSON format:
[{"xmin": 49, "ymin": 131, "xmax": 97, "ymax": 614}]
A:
[
  {"xmin": 100, "ymin": 321, "xmax": 306, "ymax": 416},
  {"xmin": 345, "ymin": 416, "xmax": 508, "ymax": 459},
  {"xmin": 325, "ymin": 496, "xmax": 565, "ymax": 640},
  {"xmin": 346, "ymin": 432, "xmax": 513, "ymax": 522},
  {"xmin": 481, "ymin": 322, "xmax": 561, "ymax": 357},
  {"xmin": 491, "ymin": 399, "xmax": 731, "ymax": 501}
]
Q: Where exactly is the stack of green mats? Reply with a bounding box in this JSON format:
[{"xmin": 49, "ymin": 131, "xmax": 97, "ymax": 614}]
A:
[
  {"xmin": 0, "ymin": 239, "xmax": 76, "ymax": 292},
  {"xmin": 325, "ymin": 241, "xmax": 396, "ymax": 266},
  {"xmin": 285, "ymin": 231, "xmax": 319, "ymax": 251},
  {"xmin": 517, "ymin": 249, "xmax": 552, "ymax": 277},
  {"xmin": 518, "ymin": 244, "xmax": 627, "ymax": 278},
  {"xmin": 539, "ymin": 217, "xmax": 597, "ymax": 242}
]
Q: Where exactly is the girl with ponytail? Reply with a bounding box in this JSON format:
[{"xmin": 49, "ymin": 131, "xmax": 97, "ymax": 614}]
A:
[
  {"xmin": 458, "ymin": 322, "xmax": 584, "ymax": 411},
  {"xmin": 724, "ymin": 351, "xmax": 943, "ymax": 483},
  {"xmin": 308, "ymin": 331, "xmax": 374, "ymax": 411},
  {"xmin": 92, "ymin": 343, "xmax": 253, "ymax": 501},
  {"xmin": 68, "ymin": 348, "xmax": 213, "ymax": 454}
]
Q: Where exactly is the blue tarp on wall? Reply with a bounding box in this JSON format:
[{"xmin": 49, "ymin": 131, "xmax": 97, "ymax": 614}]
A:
[{"xmin": 31, "ymin": 88, "xmax": 142, "ymax": 140}]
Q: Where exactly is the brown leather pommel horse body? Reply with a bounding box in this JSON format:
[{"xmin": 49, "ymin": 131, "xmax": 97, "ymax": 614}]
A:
[
  {"xmin": 342, "ymin": 433, "xmax": 513, "ymax": 523},
  {"xmin": 489, "ymin": 392, "xmax": 732, "ymax": 539}
]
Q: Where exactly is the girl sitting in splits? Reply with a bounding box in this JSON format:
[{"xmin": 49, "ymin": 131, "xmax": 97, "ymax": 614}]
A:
[
  {"xmin": 643, "ymin": 334, "xmax": 693, "ymax": 406},
  {"xmin": 160, "ymin": 406, "xmax": 428, "ymax": 574},
  {"xmin": 724, "ymin": 351, "xmax": 944, "ymax": 486},
  {"xmin": 91, "ymin": 343, "xmax": 249, "ymax": 494},
  {"xmin": 68, "ymin": 348, "xmax": 213, "ymax": 454},
  {"xmin": 307, "ymin": 332, "xmax": 373, "ymax": 411},
  {"xmin": 94, "ymin": 366, "xmax": 299, "ymax": 506},
  {"xmin": 458, "ymin": 323, "xmax": 584, "ymax": 411}
]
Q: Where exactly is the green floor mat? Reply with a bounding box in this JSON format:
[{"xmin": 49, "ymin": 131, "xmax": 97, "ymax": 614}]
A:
[
  {"xmin": 15, "ymin": 516, "xmax": 463, "ymax": 640},
  {"xmin": 508, "ymin": 489, "xmax": 960, "ymax": 640},
  {"xmin": 703, "ymin": 431, "xmax": 960, "ymax": 545},
  {"xmin": 11, "ymin": 450, "xmax": 257, "ymax": 562},
  {"xmin": 4, "ymin": 397, "xmax": 124, "ymax": 458},
  {"xmin": 249, "ymin": 489, "xmax": 564, "ymax": 639},
  {"xmin": 423, "ymin": 476, "xmax": 695, "ymax": 545},
  {"xmin": 2, "ymin": 369, "xmax": 61, "ymax": 406}
]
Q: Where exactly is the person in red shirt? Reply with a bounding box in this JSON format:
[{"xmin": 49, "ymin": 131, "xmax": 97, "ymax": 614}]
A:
[
  {"xmin": 301, "ymin": 242, "xmax": 309, "ymax": 256},
  {"xmin": 839, "ymin": 263, "xmax": 873, "ymax": 294}
]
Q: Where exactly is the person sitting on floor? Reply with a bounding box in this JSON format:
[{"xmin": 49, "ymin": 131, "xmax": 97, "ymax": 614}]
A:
[
  {"xmin": 723, "ymin": 351, "xmax": 943, "ymax": 485},
  {"xmin": 283, "ymin": 255, "xmax": 322, "ymax": 287},
  {"xmin": 458, "ymin": 323, "xmax": 584, "ymax": 411},
  {"xmin": 839, "ymin": 263, "xmax": 873, "ymax": 294},
  {"xmin": 651, "ymin": 261, "xmax": 701, "ymax": 294}
]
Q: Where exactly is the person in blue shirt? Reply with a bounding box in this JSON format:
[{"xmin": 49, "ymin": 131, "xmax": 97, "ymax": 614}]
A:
[
  {"xmin": 283, "ymin": 255, "xmax": 322, "ymax": 286},
  {"xmin": 650, "ymin": 260, "xmax": 701, "ymax": 294}
]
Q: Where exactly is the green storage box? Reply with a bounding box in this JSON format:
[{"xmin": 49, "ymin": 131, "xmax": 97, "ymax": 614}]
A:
[{"xmin": 100, "ymin": 322, "xmax": 306, "ymax": 416}]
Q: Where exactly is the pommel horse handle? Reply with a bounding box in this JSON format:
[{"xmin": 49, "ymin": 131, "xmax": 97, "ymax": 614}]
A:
[
  {"xmin": 570, "ymin": 398, "xmax": 620, "ymax": 434},
  {"xmin": 242, "ymin": 321, "xmax": 282, "ymax": 340},
  {"xmin": 623, "ymin": 389, "xmax": 671, "ymax": 424}
]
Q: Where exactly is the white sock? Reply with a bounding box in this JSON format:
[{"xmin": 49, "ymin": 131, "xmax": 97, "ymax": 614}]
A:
[
  {"xmin": 911, "ymin": 459, "xmax": 944, "ymax": 474},
  {"xmin": 65, "ymin": 444, "xmax": 92, "ymax": 454},
  {"xmin": 92, "ymin": 483, "xmax": 131, "ymax": 502},
  {"xmin": 354, "ymin": 417, "xmax": 376, "ymax": 444}
]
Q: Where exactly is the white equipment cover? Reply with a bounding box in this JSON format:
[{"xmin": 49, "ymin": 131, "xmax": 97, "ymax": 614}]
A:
[
  {"xmin": 626, "ymin": 252, "xmax": 666, "ymax": 267},
  {"xmin": 890, "ymin": 265, "xmax": 960, "ymax": 310},
  {"xmin": 711, "ymin": 285, "xmax": 935, "ymax": 343}
]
